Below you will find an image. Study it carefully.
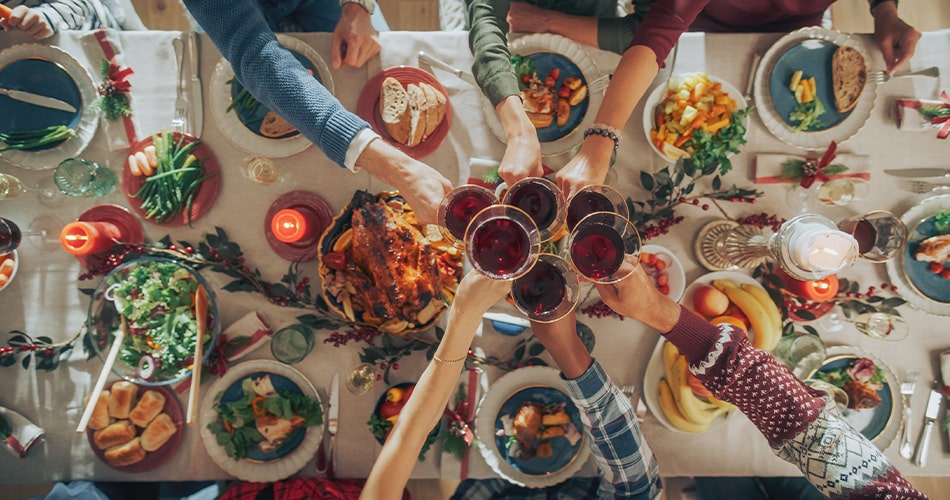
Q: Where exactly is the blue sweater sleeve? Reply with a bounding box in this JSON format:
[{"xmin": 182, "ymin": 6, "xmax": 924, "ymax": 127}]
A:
[{"xmin": 182, "ymin": 0, "xmax": 369, "ymax": 167}]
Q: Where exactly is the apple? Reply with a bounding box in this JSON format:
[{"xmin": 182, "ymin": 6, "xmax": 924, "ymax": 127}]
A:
[
  {"xmin": 722, "ymin": 304, "xmax": 750, "ymax": 329},
  {"xmin": 692, "ymin": 284, "xmax": 729, "ymax": 318}
]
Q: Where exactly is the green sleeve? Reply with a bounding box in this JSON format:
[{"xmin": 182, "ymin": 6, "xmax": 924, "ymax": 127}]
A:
[
  {"xmin": 467, "ymin": 0, "xmax": 522, "ymax": 107},
  {"xmin": 597, "ymin": 13, "xmax": 644, "ymax": 55}
]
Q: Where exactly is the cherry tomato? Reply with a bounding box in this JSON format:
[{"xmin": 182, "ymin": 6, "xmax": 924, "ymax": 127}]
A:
[
  {"xmin": 941, "ymin": 268, "xmax": 950, "ymax": 280},
  {"xmin": 544, "ymin": 76, "xmax": 556, "ymax": 88},
  {"xmin": 656, "ymin": 273, "xmax": 669, "ymax": 286},
  {"xmin": 658, "ymin": 284, "xmax": 671, "ymax": 295},
  {"xmin": 558, "ymin": 85, "xmax": 571, "ymax": 98},
  {"xmin": 521, "ymin": 74, "xmax": 532, "ymax": 84},
  {"xmin": 654, "ymin": 258, "xmax": 667, "ymax": 271},
  {"xmin": 929, "ymin": 262, "xmax": 943, "ymax": 274},
  {"xmin": 548, "ymin": 68, "xmax": 560, "ymax": 80},
  {"xmin": 323, "ymin": 251, "xmax": 348, "ymax": 271}
]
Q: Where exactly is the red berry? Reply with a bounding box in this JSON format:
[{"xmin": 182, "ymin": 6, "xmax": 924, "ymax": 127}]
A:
[
  {"xmin": 692, "ymin": 199, "xmax": 699, "ymax": 205},
  {"xmin": 392, "ymin": 363, "xmax": 399, "ymax": 370},
  {"xmin": 701, "ymin": 204, "xmax": 709, "ymax": 210},
  {"xmin": 376, "ymin": 374, "xmax": 382, "ymax": 381},
  {"xmin": 941, "ymin": 268, "xmax": 950, "ymax": 280},
  {"xmin": 380, "ymin": 363, "xmax": 387, "ymax": 370}
]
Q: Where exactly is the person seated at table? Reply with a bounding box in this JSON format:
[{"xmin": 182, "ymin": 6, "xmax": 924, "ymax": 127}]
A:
[
  {"xmin": 586, "ymin": 266, "xmax": 926, "ymax": 499},
  {"xmin": 181, "ymin": 0, "xmax": 452, "ymax": 225},
  {"xmin": 469, "ymin": 0, "xmax": 921, "ymax": 197},
  {"xmin": 361, "ymin": 271, "xmax": 512, "ymax": 500},
  {"xmin": 0, "ymin": 0, "xmax": 125, "ymax": 39}
]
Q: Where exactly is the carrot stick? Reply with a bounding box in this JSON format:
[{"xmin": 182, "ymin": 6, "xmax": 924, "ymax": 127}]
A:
[{"xmin": 0, "ymin": 4, "xmax": 12, "ymax": 19}]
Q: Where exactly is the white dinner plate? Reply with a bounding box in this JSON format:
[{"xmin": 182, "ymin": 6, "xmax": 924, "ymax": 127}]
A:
[
  {"xmin": 482, "ymin": 33, "xmax": 604, "ymax": 158},
  {"xmin": 199, "ymin": 359, "xmax": 323, "ymax": 482},
  {"xmin": 885, "ymin": 193, "xmax": 950, "ymax": 316},
  {"xmin": 578, "ymin": 243, "xmax": 686, "ymax": 309},
  {"xmin": 0, "ymin": 43, "xmax": 97, "ymax": 170},
  {"xmin": 753, "ymin": 27, "xmax": 875, "ymax": 150},
  {"xmin": 209, "ymin": 34, "xmax": 332, "ymax": 158}
]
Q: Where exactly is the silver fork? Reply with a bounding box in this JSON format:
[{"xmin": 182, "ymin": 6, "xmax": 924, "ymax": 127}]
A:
[
  {"xmin": 171, "ymin": 36, "xmax": 189, "ymax": 134},
  {"xmin": 906, "ymin": 180, "xmax": 950, "ymax": 194},
  {"xmin": 898, "ymin": 371, "xmax": 919, "ymax": 459},
  {"xmin": 875, "ymin": 66, "xmax": 940, "ymax": 84}
]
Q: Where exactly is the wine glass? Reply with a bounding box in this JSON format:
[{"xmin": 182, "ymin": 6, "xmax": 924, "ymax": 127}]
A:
[
  {"xmin": 565, "ymin": 184, "xmax": 628, "ymax": 231},
  {"xmin": 0, "ymin": 172, "xmax": 65, "ymax": 207},
  {"xmin": 511, "ymin": 253, "xmax": 579, "ymax": 323},
  {"xmin": 241, "ymin": 156, "xmax": 283, "ymax": 185},
  {"xmin": 837, "ymin": 210, "xmax": 907, "ymax": 263},
  {"xmin": 438, "ymin": 184, "xmax": 499, "ymax": 245},
  {"xmin": 568, "ymin": 211, "xmax": 641, "ymax": 283},
  {"xmin": 465, "ymin": 204, "xmax": 541, "ymax": 280},
  {"xmin": 786, "ymin": 179, "xmax": 870, "ymax": 212},
  {"xmin": 53, "ymin": 158, "xmax": 117, "ymax": 198},
  {"xmin": 0, "ymin": 173, "xmax": 26, "ymax": 200},
  {"xmin": 345, "ymin": 362, "xmax": 378, "ymax": 395},
  {"xmin": 501, "ymin": 177, "xmax": 565, "ymax": 242},
  {"xmin": 851, "ymin": 312, "xmax": 909, "ymax": 341},
  {"xmin": 0, "ymin": 216, "xmax": 61, "ymax": 253}
]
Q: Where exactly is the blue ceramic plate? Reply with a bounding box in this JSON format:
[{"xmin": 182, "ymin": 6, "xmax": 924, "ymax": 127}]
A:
[
  {"xmin": 0, "ymin": 58, "xmax": 81, "ymax": 150},
  {"xmin": 904, "ymin": 215, "xmax": 950, "ymax": 303},
  {"xmin": 810, "ymin": 353, "xmax": 894, "ymax": 443},
  {"xmin": 219, "ymin": 372, "xmax": 307, "ymax": 462},
  {"xmin": 768, "ymin": 39, "xmax": 850, "ymax": 131},
  {"xmin": 494, "ymin": 386, "xmax": 583, "ymax": 476},
  {"xmin": 229, "ymin": 49, "xmax": 321, "ymax": 139},
  {"xmin": 520, "ymin": 52, "xmax": 589, "ymax": 143}
]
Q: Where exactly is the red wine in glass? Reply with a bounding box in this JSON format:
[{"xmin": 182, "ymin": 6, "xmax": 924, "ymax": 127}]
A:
[
  {"xmin": 570, "ymin": 222, "xmax": 624, "ymax": 280},
  {"xmin": 504, "ymin": 178, "xmax": 563, "ymax": 239},
  {"xmin": 566, "ymin": 191, "xmax": 612, "ymax": 230},
  {"xmin": 470, "ymin": 217, "xmax": 530, "ymax": 277},
  {"xmin": 513, "ymin": 258, "xmax": 566, "ymax": 316},
  {"xmin": 848, "ymin": 219, "xmax": 877, "ymax": 255},
  {"xmin": 439, "ymin": 185, "xmax": 497, "ymax": 242},
  {"xmin": 0, "ymin": 217, "xmax": 23, "ymax": 254}
]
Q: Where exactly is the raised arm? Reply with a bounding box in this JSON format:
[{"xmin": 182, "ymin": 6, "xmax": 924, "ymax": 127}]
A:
[
  {"xmin": 361, "ymin": 272, "xmax": 510, "ymax": 500},
  {"xmin": 869, "ymin": 0, "xmax": 920, "ymax": 73},
  {"xmin": 531, "ymin": 313, "xmax": 661, "ymax": 499}
]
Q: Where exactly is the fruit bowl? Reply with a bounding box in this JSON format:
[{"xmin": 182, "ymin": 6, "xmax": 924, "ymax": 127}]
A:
[
  {"xmin": 682, "ymin": 271, "xmax": 781, "ymax": 352},
  {"xmin": 86, "ymin": 256, "xmax": 220, "ymax": 386}
]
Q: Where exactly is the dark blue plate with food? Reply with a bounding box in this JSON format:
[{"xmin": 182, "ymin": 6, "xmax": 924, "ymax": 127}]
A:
[
  {"xmin": 768, "ymin": 39, "xmax": 851, "ymax": 131},
  {"xmin": 513, "ymin": 51, "xmax": 589, "ymax": 143},
  {"xmin": 903, "ymin": 212, "xmax": 950, "ymax": 303},
  {"xmin": 0, "ymin": 58, "xmax": 82, "ymax": 147}
]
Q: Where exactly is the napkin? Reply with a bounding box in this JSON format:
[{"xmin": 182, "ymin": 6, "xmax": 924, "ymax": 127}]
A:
[
  {"xmin": 753, "ymin": 153, "xmax": 870, "ymax": 185},
  {"xmin": 894, "ymin": 90, "xmax": 950, "ymax": 139},
  {"xmin": 441, "ymin": 367, "xmax": 487, "ymax": 480},
  {"xmin": 81, "ymin": 28, "xmax": 141, "ymax": 151},
  {"xmin": 174, "ymin": 311, "xmax": 273, "ymax": 394},
  {"xmin": 0, "ymin": 406, "xmax": 44, "ymax": 458}
]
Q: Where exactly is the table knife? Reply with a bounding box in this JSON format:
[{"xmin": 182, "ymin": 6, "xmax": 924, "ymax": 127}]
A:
[
  {"xmin": 884, "ymin": 168, "xmax": 950, "ymax": 178},
  {"xmin": 326, "ymin": 372, "xmax": 339, "ymax": 477},
  {"xmin": 417, "ymin": 50, "xmax": 477, "ymax": 87},
  {"xmin": 0, "ymin": 88, "xmax": 76, "ymax": 113},
  {"xmin": 185, "ymin": 32, "xmax": 203, "ymax": 138},
  {"xmin": 912, "ymin": 389, "xmax": 942, "ymax": 466}
]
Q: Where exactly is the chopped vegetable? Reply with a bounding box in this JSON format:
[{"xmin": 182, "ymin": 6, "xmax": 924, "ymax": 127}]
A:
[
  {"xmin": 131, "ymin": 131, "xmax": 213, "ymax": 224},
  {"xmin": 650, "ymin": 72, "xmax": 741, "ymax": 162},
  {"xmin": 935, "ymin": 211, "xmax": 950, "ymax": 235},
  {"xmin": 0, "ymin": 125, "xmax": 75, "ymax": 152},
  {"xmin": 511, "ymin": 55, "xmax": 537, "ymax": 90},
  {"xmin": 788, "ymin": 71, "xmax": 825, "ymax": 131}
]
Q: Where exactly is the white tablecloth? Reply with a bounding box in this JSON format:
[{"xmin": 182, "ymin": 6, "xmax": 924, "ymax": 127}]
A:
[{"xmin": 1, "ymin": 28, "xmax": 949, "ymax": 483}]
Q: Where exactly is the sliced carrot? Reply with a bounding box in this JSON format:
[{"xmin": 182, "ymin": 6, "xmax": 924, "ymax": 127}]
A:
[
  {"xmin": 707, "ymin": 117, "xmax": 730, "ymax": 134},
  {"xmin": 673, "ymin": 132, "xmax": 692, "ymax": 148}
]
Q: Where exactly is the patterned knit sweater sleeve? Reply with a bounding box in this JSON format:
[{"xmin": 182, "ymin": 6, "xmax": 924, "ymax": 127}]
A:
[
  {"xmin": 663, "ymin": 305, "xmax": 927, "ymax": 499},
  {"xmin": 182, "ymin": 0, "xmax": 369, "ymax": 167}
]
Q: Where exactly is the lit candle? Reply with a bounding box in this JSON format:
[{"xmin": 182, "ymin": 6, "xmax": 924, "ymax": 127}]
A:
[
  {"xmin": 271, "ymin": 208, "xmax": 311, "ymax": 243},
  {"xmin": 60, "ymin": 221, "xmax": 121, "ymax": 256},
  {"xmin": 777, "ymin": 267, "xmax": 839, "ymax": 301},
  {"xmin": 787, "ymin": 222, "xmax": 858, "ymax": 274}
]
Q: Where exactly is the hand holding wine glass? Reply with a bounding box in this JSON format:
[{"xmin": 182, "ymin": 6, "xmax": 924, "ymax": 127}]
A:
[
  {"xmin": 568, "ymin": 211, "xmax": 641, "ymax": 284},
  {"xmin": 465, "ymin": 205, "xmax": 540, "ymax": 280},
  {"xmin": 511, "ymin": 253, "xmax": 578, "ymax": 323},
  {"xmin": 437, "ymin": 184, "xmax": 497, "ymax": 245}
]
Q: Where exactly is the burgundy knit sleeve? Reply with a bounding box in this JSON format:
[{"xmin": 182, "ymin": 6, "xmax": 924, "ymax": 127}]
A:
[{"xmin": 627, "ymin": 0, "xmax": 711, "ymax": 66}]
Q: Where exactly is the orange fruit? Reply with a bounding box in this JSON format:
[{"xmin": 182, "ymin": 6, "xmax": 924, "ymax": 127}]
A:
[{"xmin": 710, "ymin": 315, "xmax": 747, "ymax": 332}]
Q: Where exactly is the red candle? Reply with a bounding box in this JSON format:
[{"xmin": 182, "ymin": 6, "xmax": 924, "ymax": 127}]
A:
[
  {"xmin": 779, "ymin": 268, "xmax": 839, "ymax": 302},
  {"xmin": 60, "ymin": 221, "xmax": 121, "ymax": 256},
  {"xmin": 271, "ymin": 208, "xmax": 311, "ymax": 243}
]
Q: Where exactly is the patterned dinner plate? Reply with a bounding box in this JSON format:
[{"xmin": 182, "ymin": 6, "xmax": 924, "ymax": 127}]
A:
[{"xmin": 886, "ymin": 193, "xmax": 950, "ymax": 316}]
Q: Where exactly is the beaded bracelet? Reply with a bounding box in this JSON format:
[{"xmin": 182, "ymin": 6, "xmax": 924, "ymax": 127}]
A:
[
  {"xmin": 583, "ymin": 124, "xmax": 620, "ymax": 151},
  {"xmin": 869, "ymin": 0, "xmax": 897, "ymax": 12}
]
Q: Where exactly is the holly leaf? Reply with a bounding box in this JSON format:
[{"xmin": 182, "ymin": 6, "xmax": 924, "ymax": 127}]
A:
[{"xmin": 640, "ymin": 171, "xmax": 654, "ymax": 191}]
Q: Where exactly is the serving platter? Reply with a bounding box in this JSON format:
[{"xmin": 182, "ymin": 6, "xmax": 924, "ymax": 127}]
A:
[
  {"xmin": 0, "ymin": 43, "xmax": 97, "ymax": 169},
  {"xmin": 753, "ymin": 27, "xmax": 875, "ymax": 150},
  {"xmin": 886, "ymin": 193, "xmax": 950, "ymax": 315},
  {"xmin": 209, "ymin": 34, "xmax": 332, "ymax": 158}
]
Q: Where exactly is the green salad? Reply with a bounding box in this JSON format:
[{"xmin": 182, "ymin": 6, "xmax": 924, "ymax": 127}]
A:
[
  {"xmin": 109, "ymin": 260, "xmax": 205, "ymax": 381},
  {"xmin": 208, "ymin": 375, "xmax": 323, "ymax": 460}
]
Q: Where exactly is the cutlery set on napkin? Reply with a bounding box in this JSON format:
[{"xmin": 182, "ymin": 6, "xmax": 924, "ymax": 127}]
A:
[{"xmin": 173, "ymin": 32, "xmax": 203, "ymax": 138}]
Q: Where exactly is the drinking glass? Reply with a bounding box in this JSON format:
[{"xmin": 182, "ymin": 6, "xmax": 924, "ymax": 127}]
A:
[
  {"xmin": 438, "ymin": 184, "xmax": 498, "ymax": 244},
  {"xmin": 804, "ymin": 379, "xmax": 849, "ymax": 410},
  {"xmin": 568, "ymin": 211, "xmax": 641, "ymax": 283},
  {"xmin": 0, "ymin": 173, "xmax": 26, "ymax": 199},
  {"xmin": 511, "ymin": 253, "xmax": 579, "ymax": 323},
  {"xmin": 53, "ymin": 158, "xmax": 117, "ymax": 198},
  {"xmin": 502, "ymin": 177, "xmax": 565, "ymax": 242},
  {"xmin": 241, "ymin": 156, "xmax": 282, "ymax": 185},
  {"xmin": 465, "ymin": 205, "xmax": 540, "ymax": 280},
  {"xmin": 851, "ymin": 312, "xmax": 909, "ymax": 341},
  {"xmin": 565, "ymin": 185, "xmax": 628, "ymax": 231},
  {"xmin": 816, "ymin": 178, "xmax": 870, "ymax": 207},
  {"xmin": 270, "ymin": 324, "xmax": 314, "ymax": 364},
  {"xmin": 773, "ymin": 333, "xmax": 826, "ymax": 379},
  {"xmin": 0, "ymin": 216, "xmax": 62, "ymax": 252},
  {"xmin": 345, "ymin": 362, "xmax": 378, "ymax": 395},
  {"xmin": 837, "ymin": 211, "xmax": 907, "ymax": 263}
]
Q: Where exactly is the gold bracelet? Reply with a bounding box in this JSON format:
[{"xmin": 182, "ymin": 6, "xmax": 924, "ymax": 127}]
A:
[{"xmin": 432, "ymin": 353, "xmax": 467, "ymax": 365}]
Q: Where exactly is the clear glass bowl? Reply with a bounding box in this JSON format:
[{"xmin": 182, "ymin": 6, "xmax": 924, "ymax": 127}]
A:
[{"xmin": 86, "ymin": 256, "xmax": 219, "ymax": 386}]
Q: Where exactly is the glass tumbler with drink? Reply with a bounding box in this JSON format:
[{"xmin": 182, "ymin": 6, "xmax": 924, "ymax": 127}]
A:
[
  {"xmin": 568, "ymin": 211, "xmax": 641, "ymax": 283},
  {"xmin": 465, "ymin": 205, "xmax": 540, "ymax": 280},
  {"xmin": 241, "ymin": 156, "xmax": 281, "ymax": 185},
  {"xmin": 346, "ymin": 362, "xmax": 378, "ymax": 395},
  {"xmin": 837, "ymin": 210, "xmax": 907, "ymax": 263},
  {"xmin": 511, "ymin": 253, "xmax": 579, "ymax": 323},
  {"xmin": 438, "ymin": 184, "xmax": 498, "ymax": 245}
]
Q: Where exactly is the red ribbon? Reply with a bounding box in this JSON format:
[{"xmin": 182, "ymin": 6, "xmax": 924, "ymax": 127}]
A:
[
  {"xmin": 935, "ymin": 90, "xmax": 950, "ymax": 140},
  {"xmin": 93, "ymin": 29, "xmax": 138, "ymax": 145},
  {"xmin": 799, "ymin": 141, "xmax": 838, "ymax": 188},
  {"xmin": 6, "ymin": 435, "xmax": 25, "ymax": 458}
]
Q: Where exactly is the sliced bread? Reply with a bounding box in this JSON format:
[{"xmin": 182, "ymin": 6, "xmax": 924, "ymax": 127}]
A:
[
  {"xmin": 420, "ymin": 82, "xmax": 446, "ymax": 136},
  {"xmin": 406, "ymin": 83, "xmax": 427, "ymax": 147},
  {"xmin": 380, "ymin": 77, "xmax": 411, "ymax": 144},
  {"xmin": 260, "ymin": 111, "xmax": 297, "ymax": 138},
  {"xmin": 831, "ymin": 46, "xmax": 867, "ymax": 113}
]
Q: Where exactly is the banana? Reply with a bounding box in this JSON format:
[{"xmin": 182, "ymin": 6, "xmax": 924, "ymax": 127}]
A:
[
  {"xmin": 662, "ymin": 341, "xmax": 679, "ymax": 384},
  {"xmin": 658, "ymin": 379, "xmax": 711, "ymax": 433},
  {"xmin": 670, "ymin": 357, "xmax": 720, "ymax": 424},
  {"xmin": 712, "ymin": 280, "xmax": 778, "ymax": 351},
  {"xmin": 740, "ymin": 283, "xmax": 782, "ymax": 351}
]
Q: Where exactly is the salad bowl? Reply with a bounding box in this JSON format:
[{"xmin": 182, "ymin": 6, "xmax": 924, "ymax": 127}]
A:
[{"xmin": 86, "ymin": 256, "xmax": 220, "ymax": 386}]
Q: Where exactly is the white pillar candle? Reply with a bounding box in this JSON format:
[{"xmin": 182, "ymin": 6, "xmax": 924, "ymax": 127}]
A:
[{"xmin": 787, "ymin": 222, "xmax": 858, "ymax": 273}]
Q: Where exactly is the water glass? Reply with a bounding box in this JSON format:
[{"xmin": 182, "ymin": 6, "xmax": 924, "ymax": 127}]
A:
[
  {"xmin": 345, "ymin": 362, "xmax": 378, "ymax": 395},
  {"xmin": 241, "ymin": 156, "xmax": 281, "ymax": 185},
  {"xmin": 0, "ymin": 173, "xmax": 26, "ymax": 199},
  {"xmin": 773, "ymin": 333, "xmax": 826, "ymax": 379},
  {"xmin": 816, "ymin": 178, "xmax": 870, "ymax": 207},
  {"xmin": 53, "ymin": 158, "xmax": 116, "ymax": 198},
  {"xmin": 852, "ymin": 312, "xmax": 908, "ymax": 341},
  {"xmin": 837, "ymin": 211, "xmax": 907, "ymax": 263},
  {"xmin": 270, "ymin": 324, "xmax": 314, "ymax": 364}
]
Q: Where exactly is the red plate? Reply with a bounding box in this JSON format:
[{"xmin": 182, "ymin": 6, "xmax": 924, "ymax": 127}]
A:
[
  {"xmin": 86, "ymin": 382, "xmax": 184, "ymax": 473},
  {"xmin": 75, "ymin": 204, "xmax": 145, "ymax": 270},
  {"xmin": 264, "ymin": 190, "xmax": 334, "ymax": 262},
  {"xmin": 123, "ymin": 132, "xmax": 221, "ymax": 226},
  {"xmin": 356, "ymin": 66, "xmax": 452, "ymax": 159}
]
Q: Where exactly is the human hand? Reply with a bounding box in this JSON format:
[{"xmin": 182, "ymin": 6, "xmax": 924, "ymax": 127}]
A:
[
  {"xmin": 507, "ymin": 2, "xmax": 559, "ymax": 34},
  {"xmin": 556, "ymin": 138, "xmax": 611, "ymax": 199},
  {"xmin": 872, "ymin": 4, "xmax": 921, "ymax": 73},
  {"xmin": 331, "ymin": 2, "xmax": 380, "ymax": 69},
  {"xmin": 396, "ymin": 159, "xmax": 452, "ymax": 226},
  {"xmin": 498, "ymin": 129, "xmax": 543, "ymax": 185},
  {"xmin": 1, "ymin": 6, "xmax": 53, "ymax": 40},
  {"xmin": 454, "ymin": 270, "xmax": 512, "ymax": 318},
  {"xmin": 594, "ymin": 266, "xmax": 680, "ymax": 333}
]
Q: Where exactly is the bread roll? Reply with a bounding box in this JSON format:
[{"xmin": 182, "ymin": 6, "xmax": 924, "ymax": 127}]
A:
[
  {"xmin": 129, "ymin": 390, "xmax": 166, "ymax": 428},
  {"xmin": 141, "ymin": 413, "xmax": 177, "ymax": 452},
  {"xmin": 832, "ymin": 46, "xmax": 866, "ymax": 113},
  {"xmin": 380, "ymin": 77, "xmax": 411, "ymax": 144},
  {"xmin": 93, "ymin": 420, "xmax": 136, "ymax": 450},
  {"xmin": 88, "ymin": 390, "xmax": 111, "ymax": 430},
  {"xmin": 104, "ymin": 437, "xmax": 147, "ymax": 467},
  {"xmin": 260, "ymin": 111, "xmax": 297, "ymax": 138},
  {"xmin": 419, "ymin": 82, "xmax": 445, "ymax": 136},
  {"xmin": 406, "ymin": 83, "xmax": 427, "ymax": 147},
  {"xmin": 109, "ymin": 381, "xmax": 138, "ymax": 419}
]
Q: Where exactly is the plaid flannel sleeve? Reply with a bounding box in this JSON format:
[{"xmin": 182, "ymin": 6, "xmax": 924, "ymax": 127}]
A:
[{"xmin": 562, "ymin": 360, "xmax": 661, "ymax": 499}]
